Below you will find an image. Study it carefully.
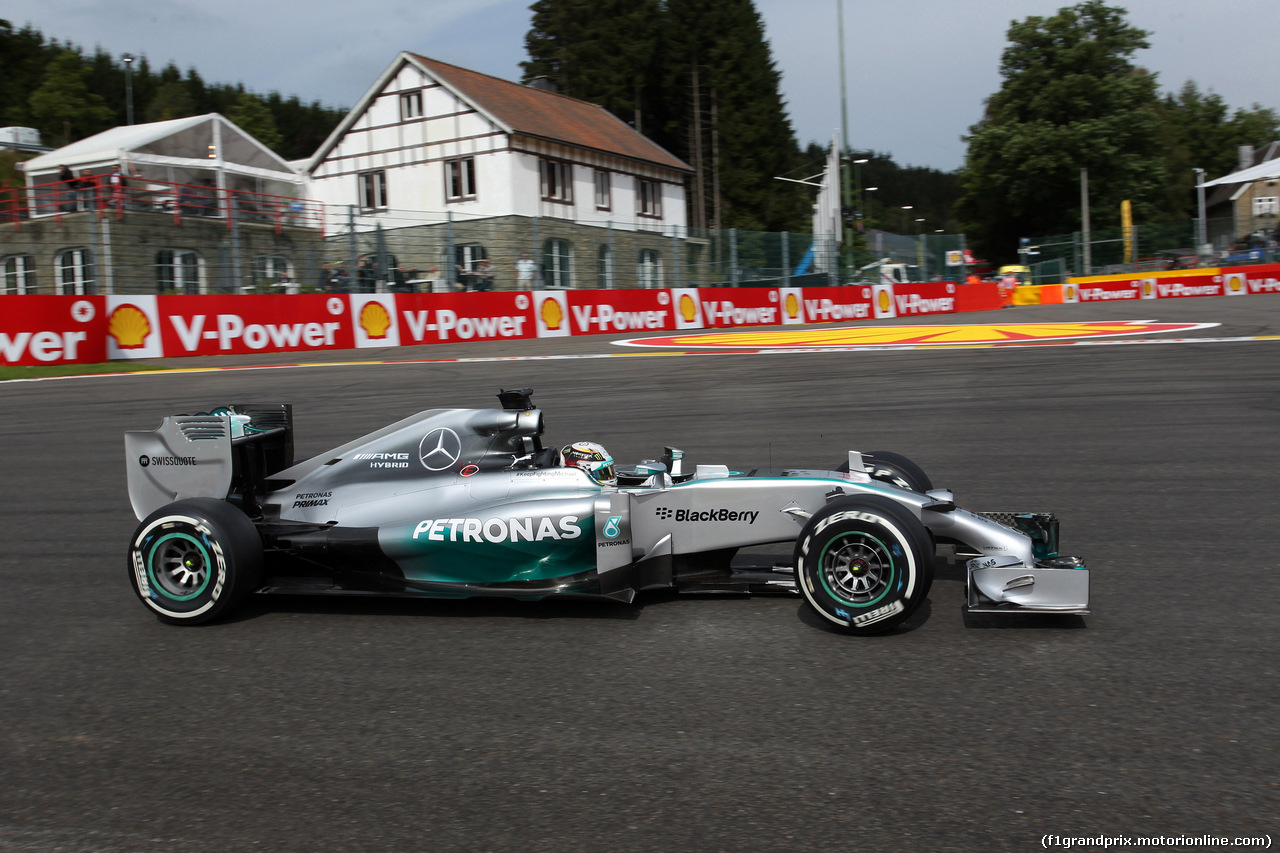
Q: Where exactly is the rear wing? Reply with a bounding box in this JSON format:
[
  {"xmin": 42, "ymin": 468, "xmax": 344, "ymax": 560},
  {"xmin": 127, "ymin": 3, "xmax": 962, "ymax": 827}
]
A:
[{"xmin": 125, "ymin": 404, "xmax": 293, "ymax": 520}]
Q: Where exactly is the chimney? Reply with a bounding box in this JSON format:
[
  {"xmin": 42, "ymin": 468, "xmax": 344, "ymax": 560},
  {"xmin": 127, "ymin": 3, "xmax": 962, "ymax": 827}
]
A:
[
  {"xmin": 526, "ymin": 76, "xmax": 559, "ymax": 94},
  {"xmin": 1239, "ymin": 144, "xmax": 1255, "ymax": 171}
]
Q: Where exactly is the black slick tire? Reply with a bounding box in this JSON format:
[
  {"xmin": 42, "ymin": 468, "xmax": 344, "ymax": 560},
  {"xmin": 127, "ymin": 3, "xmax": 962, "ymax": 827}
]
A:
[
  {"xmin": 127, "ymin": 498, "xmax": 263, "ymax": 625},
  {"xmin": 794, "ymin": 495, "xmax": 934, "ymax": 635}
]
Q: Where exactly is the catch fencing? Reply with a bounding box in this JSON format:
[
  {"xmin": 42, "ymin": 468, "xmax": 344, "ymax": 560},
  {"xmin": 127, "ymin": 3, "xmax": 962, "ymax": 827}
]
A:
[{"xmin": 1024, "ymin": 214, "xmax": 1280, "ymax": 284}]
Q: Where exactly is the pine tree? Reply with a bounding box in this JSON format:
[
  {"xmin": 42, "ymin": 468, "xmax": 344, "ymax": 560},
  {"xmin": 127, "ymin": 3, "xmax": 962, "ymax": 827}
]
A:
[
  {"xmin": 0, "ymin": 20, "xmax": 51, "ymax": 127},
  {"xmin": 663, "ymin": 0, "xmax": 807, "ymax": 232},
  {"xmin": 522, "ymin": 0, "xmax": 808, "ymax": 232},
  {"xmin": 228, "ymin": 92, "xmax": 283, "ymax": 152}
]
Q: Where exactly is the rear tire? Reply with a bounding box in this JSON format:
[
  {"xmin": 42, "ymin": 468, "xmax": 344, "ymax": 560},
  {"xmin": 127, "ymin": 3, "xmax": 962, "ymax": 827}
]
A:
[
  {"xmin": 127, "ymin": 498, "xmax": 262, "ymax": 625},
  {"xmin": 838, "ymin": 450, "xmax": 933, "ymax": 493},
  {"xmin": 794, "ymin": 496, "xmax": 934, "ymax": 635}
]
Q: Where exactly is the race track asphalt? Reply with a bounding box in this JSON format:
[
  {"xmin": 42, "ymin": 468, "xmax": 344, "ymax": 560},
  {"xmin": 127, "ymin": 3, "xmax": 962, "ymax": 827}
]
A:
[{"xmin": 1, "ymin": 297, "xmax": 1278, "ymax": 852}]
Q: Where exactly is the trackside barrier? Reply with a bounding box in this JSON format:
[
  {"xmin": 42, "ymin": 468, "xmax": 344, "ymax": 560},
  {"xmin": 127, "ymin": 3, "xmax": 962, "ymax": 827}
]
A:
[
  {"xmin": 19, "ymin": 272, "xmax": 1272, "ymax": 367},
  {"xmin": 1063, "ymin": 264, "xmax": 1280, "ymax": 303}
]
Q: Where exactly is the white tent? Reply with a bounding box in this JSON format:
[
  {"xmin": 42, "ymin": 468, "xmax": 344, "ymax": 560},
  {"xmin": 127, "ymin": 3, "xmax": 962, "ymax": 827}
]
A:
[
  {"xmin": 20, "ymin": 114, "xmax": 303, "ymax": 197},
  {"xmin": 1198, "ymin": 156, "xmax": 1280, "ymax": 187}
]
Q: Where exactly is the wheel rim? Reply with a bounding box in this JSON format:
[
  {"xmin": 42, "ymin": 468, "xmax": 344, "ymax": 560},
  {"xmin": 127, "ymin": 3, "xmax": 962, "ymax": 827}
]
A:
[
  {"xmin": 147, "ymin": 532, "xmax": 212, "ymax": 601},
  {"xmin": 819, "ymin": 531, "xmax": 895, "ymax": 606}
]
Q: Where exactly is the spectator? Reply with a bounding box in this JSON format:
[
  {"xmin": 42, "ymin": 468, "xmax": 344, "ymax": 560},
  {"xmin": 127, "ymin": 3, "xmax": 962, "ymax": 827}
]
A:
[
  {"xmin": 473, "ymin": 258, "xmax": 494, "ymax": 291},
  {"xmin": 455, "ymin": 262, "xmax": 473, "ymax": 291},
  {"xmin": 516, "ymin": 252, "xmax": 537, "ymax": 287},
  {"xmin": 78, "ymin": 170, "xmax": 98, "ymax": 211},
  {"xmin": 357, "ymin": 257, "xmax": 375, "ymax": 293},
  {"xmin": 58, "ymin": 165, "xmax": 78, "ymax": 212},
  {"xmin": 107, "ymin": 165, "xmax": 129, "ymax": 213},
  {"xmin": 317, "ymin": 262, "xmax": 337, "ymax": 292}
]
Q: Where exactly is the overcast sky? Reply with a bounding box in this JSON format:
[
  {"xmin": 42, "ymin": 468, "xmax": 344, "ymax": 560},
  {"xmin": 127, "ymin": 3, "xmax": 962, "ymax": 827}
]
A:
[{"xmin": 5, "ymin": 0, "xmax": 1275, "ymax": 174}]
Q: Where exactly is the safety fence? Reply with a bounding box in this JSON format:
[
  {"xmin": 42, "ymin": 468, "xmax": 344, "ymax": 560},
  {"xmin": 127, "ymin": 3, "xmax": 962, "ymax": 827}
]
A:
[
  {"xmin": 1, "ymin": 194, "xmax": 982, "ymax": 298},
  {"xmin": 1024, "ymin": 215, "xmax": 1280, "ymax": 283},
  {"xmin": 2, "ymin": 175, "xmax": 326, "ymax": 235}
]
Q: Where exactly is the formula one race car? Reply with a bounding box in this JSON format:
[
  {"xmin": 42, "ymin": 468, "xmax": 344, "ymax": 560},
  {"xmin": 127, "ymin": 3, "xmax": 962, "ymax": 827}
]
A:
[{"xmin": 124, "ymin": 389, "xmax": 1089, "ymax": 634}]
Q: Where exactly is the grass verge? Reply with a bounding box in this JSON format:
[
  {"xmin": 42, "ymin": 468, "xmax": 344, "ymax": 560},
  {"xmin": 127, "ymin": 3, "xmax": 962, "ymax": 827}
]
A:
[{"xmin": 0, "ymin": 362, "xmax": 170, "ymax": 382}]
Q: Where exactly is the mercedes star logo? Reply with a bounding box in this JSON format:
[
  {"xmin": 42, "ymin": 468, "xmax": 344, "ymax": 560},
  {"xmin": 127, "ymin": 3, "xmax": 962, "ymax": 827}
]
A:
[{"xmin": 419, "ymin": 428, "xmax": 462, "ymax": 471}]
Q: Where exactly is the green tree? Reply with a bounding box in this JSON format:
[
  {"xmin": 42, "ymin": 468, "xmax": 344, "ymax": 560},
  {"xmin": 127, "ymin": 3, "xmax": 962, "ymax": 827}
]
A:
[
  {"xmin": 144, "ymin": 79, "xmax": 197, "ymax": 122},
  {"xmin": 955, "ymin": 1, "xmax": 1165, "ymax": 264},
  {"xmin": 522, "ymin": 0, "xmax": 809, "ymax": 232},
  {"xmin": 1156, "ymin": 81, "xmax": 1279, "ymax": 217},
  {"xmin": 663, "ymin": 0, "xmax": 808, "ymax": 232},
  {"xmin": 0, "ymin": 20, "xmax": 53, "ymax": 127},
  {"xmin": 27, "ymin": 50, "xmax": 114, "ymax": 144},
  {"xmin": 522, "ymin": 0, "xmax": 664, "ymax": 132},
  {"xmin": 228, "ymin": 92, "xmax": 283, "ymax": 153}
]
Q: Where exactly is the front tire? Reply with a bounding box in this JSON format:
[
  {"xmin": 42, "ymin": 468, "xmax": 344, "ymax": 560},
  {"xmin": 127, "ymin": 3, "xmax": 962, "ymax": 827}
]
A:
[
  {"xmin": 127, "ymin": 498, "xmax": 263, "ymax": 625},
  {"xmin": 794, "ymin": 496, "xmax": 934, "ymax": 635}
]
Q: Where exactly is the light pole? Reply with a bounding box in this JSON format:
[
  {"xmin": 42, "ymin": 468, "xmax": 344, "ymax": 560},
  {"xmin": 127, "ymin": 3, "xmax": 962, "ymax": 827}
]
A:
[
  {"xmin": 122, "ymin": 54, "xmax": 135, "ymax": 125},
  {"xmin": 915, "ymin": 218, "xmax": 926, "ymax": 278},
  {"xmin": 1193, "ymin": 167, "xmax": 1207, "ymax": 257},
  {"xmin": 837, "ymin": 0, "xmax": 855, "ymax": 279},
  {"xmin": 852, "ymin": 157, "xmax": 868, "ymax": 225}
]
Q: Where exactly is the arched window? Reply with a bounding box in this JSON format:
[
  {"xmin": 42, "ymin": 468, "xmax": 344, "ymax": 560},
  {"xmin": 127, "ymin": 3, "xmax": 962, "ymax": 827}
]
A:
[
  {"xmin": 2, "ymin": 255, "xmax": 36, "ymax": 294},
  {"xmin": 596, "ymin": 244, "xmax": 613, "ymax": 289},
  {"xmin": 542, "ymin": 239, "xmax": 572, "ymax": 289},
  {"xmin": 156, "ymin": 250, "xmax": 203, "ymax": 294},
  {"xmin": 56, "ymin": 248, "xmax": 95, "ymax": 295},
  {"xmin": 638, "ymin": 249, "xmax": 662, "ymax": 288},
  {"xmin": 252, "ymin": 255, "xmax": 293, "ymax": 293}
]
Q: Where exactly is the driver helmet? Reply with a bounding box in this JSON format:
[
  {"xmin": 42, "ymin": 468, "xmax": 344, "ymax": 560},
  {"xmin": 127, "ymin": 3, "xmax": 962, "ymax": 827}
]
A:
[{"xmin": 561, "ymin": 441, "xmax": 616, "ymax": 485}]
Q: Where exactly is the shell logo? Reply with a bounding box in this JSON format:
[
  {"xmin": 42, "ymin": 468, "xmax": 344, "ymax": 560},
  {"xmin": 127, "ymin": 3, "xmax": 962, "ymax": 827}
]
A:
[
  {"xmin": 679, "ymin": 293, "xmax": 698, "ymax": 322},
  {"xmin": 360, "ymin": 301, "xmax": 391, "ymax": 339},
  {"xmin": 107, "ymin": 304, "xmax": 151, "ymax": 348},
  {"xmin": 877, "ymin": 290, "xmax": 892, "ymax": 312},
  {"xmin": 1065, "ymin": 285, "xmax": 1077, "ymax": 301},
  {"xmin": 541, "ymin": 296, "xmax": 563, "ymax": 330},
  {"xmin": 1228, "ymin": 275, "xmax": 1244, "ymax": 293},
  {"xmin": 1141, "ymin": 280, "xmax": 1154, "ymax": 297},
  {"xmin": 784, "ymin": 292, "xmax": 800, "ymax": 319}
]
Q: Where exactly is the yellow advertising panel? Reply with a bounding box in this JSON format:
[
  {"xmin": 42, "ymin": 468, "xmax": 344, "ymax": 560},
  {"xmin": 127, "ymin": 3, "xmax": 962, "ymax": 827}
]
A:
[{"xmin": 1121, "ymin": 199, "xmax": 1134, "ymax": 264}]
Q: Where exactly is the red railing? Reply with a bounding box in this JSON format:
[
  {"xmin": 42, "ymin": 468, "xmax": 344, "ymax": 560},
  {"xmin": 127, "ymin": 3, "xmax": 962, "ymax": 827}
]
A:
[{"xmin": 2, "ymin": 176, "xmax": 325, "ymax": 236}]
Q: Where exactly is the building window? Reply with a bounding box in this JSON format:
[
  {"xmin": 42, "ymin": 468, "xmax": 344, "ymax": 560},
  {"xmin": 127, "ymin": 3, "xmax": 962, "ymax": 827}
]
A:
[
  {"xmin": 156, "ymin": 249, "xmax": 202, "ymax": 294},
  {"xmin": 638, "ymin": 249, "xmax": 662, "ymax": 288},
  {"xmin": 446, "ymin": 157, "xmax": 476, "ymax": 201},
  {"xmin": 253, "ymin": 255, "xmax": 293, "ymax": 292},
  {"xmin": 1253, "ymin": 197, "xmax": 1278, "ymax": 216},
  {"xmin": 56, "ymin": 248, "xmax": 95, "ymax": 295},
  {"xmin": 542, "ymin": 239, "xmax": 572, "ymax": 288},
  {"xmin": 454, "ymin": 244, "xmax": 488, "ymax": 289},
  {"xmin": 541, "ymin": 158, "xmax": 573, "ymax": 203},
  {"xmin": 637, "ymin": 179, "xmax": 662, "ymax": 218},
  {"xmin": 400, "ymin": 90, "xmax": 424, "ymax": 120},
  {"xmin": 359, "ymin": 170, "xmax": 388, "ymax": 211},
  {"xmin": 597, "ymin": 244, "xmax": 613, "ymax": 289},
  {"xmin": 2, "ymin": 255, "xmax": 36, "ymax": 294},
  {"xmin": 594, "ymin": 170, "xmax": 611, "ymax": 211}
]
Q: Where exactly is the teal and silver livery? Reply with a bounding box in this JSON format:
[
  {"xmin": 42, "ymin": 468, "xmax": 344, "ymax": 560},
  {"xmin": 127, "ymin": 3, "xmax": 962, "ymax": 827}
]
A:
[{"xmin": 123, "ymin": 389, "xmax": 1089, "ymax": 633}]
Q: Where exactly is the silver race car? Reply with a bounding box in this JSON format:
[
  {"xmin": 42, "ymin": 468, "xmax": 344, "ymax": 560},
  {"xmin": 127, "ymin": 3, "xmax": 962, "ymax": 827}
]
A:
[{"xmin": 124, "ymin": 389, "xmax": 1089, "ymax": 633}]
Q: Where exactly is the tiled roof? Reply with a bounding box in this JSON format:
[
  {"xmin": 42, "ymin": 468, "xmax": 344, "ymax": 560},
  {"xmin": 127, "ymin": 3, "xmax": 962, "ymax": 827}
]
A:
[{"xmin": 411, "ymin": 54, "xmax": 691, "ymax": 174}]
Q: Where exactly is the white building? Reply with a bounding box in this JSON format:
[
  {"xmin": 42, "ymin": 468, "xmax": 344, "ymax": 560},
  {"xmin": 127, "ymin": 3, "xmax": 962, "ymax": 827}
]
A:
[{"xmin": 305, "ymin": 52, "xmax": 691, "ymax": 233}]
